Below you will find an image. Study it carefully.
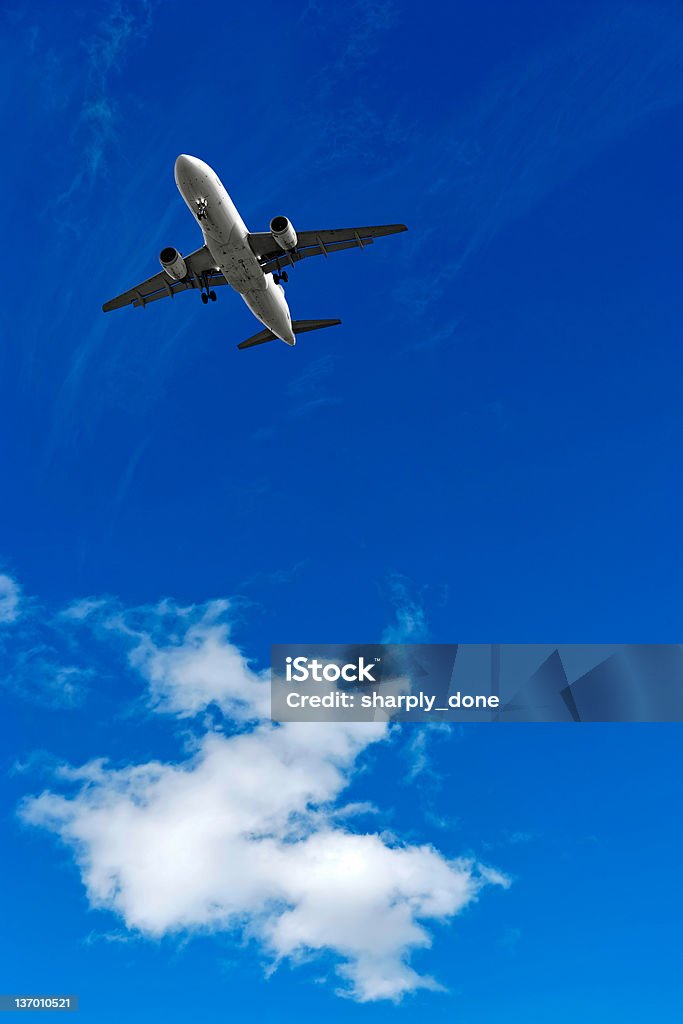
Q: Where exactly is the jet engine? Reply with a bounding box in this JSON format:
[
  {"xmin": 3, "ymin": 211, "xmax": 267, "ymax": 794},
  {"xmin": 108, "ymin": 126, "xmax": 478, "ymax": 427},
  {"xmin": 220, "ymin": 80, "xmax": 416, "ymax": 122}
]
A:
[
  {"xmin": 159, "ymin": 246, "xmax": 188, "ymax": 281},
  {"xmin": 270, "ymin": 216, "xmax": 298, "ymax": 251}
]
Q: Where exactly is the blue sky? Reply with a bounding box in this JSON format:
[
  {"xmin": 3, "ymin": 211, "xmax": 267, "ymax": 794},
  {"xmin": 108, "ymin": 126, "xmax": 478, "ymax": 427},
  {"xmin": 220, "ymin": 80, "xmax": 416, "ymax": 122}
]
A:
[{"xmin": 2, "ymin": 1, "xmax": 683, "ymax": 1020}]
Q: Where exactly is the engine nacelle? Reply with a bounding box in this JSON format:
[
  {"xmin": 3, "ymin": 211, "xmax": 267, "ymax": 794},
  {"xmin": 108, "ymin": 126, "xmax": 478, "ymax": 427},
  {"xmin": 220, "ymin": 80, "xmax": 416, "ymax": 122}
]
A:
[
  {"xmin": 159, "ymin": 246, "xmax": 188, "ymax": 281},
  {"xmin": 270, "ymin": 216, "xmax": 298, "ymax": 252}
]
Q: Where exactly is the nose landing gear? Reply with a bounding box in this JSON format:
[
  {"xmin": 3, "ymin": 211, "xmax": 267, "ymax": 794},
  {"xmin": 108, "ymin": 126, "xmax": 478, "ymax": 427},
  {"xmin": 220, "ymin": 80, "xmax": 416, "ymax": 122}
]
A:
[{"xmin": 195, "ymin": 197, "xmax": 208, "ymax": 220}]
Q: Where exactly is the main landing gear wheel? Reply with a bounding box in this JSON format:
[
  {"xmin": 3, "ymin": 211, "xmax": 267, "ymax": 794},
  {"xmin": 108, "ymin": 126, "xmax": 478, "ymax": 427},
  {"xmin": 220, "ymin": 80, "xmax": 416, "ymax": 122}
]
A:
[
  {"xmin": 209, "ymin": 291, "xmax": 217, "ymax": 302},
  {"xmin": 281, "ymin": 271, "xmax": 288, "ymax": 283},
  {"xmin": 201, "ymin": 292, "xmax": 209, "ymax": 304}
]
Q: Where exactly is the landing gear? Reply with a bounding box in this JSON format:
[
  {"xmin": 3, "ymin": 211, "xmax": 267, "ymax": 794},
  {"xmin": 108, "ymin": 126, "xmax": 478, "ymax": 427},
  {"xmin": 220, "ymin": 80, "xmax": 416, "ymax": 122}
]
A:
[
  {"xmin": 195, "ymin": 197, "xmax": 208, "ymax": 220},
  {"xmin": 273, "ymin": 270, "xmax": 288, "ymax": 285},
  {"xmin": 199, "ymin": 274, "xmax": 217, "ymax": 305}
]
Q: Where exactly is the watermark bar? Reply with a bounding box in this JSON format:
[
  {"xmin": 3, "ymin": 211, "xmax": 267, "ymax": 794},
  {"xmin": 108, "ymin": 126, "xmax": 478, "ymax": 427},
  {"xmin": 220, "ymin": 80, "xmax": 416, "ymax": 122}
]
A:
[
  {"xmin": 271, "ymin": 644, "xmax": 683, "ymax": 722},
  {"xmin": 0, "ymin": 998, "xmax": 78, "ymax": 1012}
]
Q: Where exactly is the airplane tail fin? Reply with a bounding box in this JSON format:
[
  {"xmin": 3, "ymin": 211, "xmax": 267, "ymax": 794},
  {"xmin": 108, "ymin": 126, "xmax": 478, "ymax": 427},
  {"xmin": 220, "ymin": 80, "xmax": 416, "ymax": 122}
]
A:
[{"xmin": 237, "ymin": 318, "xmax": 341, "ymax": 350}]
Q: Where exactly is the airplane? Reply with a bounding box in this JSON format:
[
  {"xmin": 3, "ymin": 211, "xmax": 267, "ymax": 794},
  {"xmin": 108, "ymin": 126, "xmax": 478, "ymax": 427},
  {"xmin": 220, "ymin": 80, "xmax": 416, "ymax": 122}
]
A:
[{"xmin": 102, "ymin": 154, "xmax": 407, "ymax": 350}]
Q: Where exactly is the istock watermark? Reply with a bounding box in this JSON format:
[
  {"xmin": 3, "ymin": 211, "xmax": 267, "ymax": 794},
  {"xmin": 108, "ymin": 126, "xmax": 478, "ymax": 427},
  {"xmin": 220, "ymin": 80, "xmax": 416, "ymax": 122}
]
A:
[
  {"xmin": 285, "ymin": 656, "xmax": 380, "ymax": 684},
  {"xmin": 271, "ymin": 644, "xmax": 683, "ymax": 723}
]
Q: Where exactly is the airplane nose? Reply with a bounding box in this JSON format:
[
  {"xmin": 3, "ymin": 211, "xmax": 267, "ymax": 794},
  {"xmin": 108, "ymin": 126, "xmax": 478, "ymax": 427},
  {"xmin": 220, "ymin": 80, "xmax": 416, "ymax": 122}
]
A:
[{"xmin": 174, "ymin": 154, "xmax": 196, "ymax": 180}]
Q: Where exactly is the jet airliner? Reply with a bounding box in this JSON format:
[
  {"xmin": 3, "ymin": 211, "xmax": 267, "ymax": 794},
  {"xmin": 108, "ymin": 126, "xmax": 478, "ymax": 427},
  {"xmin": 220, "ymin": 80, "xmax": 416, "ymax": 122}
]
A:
[{"xmin": 103, "ymin": 155, "xmax": 407, "ymax": 350}]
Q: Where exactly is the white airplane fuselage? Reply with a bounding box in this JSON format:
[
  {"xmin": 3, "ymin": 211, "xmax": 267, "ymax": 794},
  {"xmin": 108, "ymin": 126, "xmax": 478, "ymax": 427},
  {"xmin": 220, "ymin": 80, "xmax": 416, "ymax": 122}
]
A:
[{"xmin": 174, "ymin": 153, "xmax": 296, "ymax": 345}]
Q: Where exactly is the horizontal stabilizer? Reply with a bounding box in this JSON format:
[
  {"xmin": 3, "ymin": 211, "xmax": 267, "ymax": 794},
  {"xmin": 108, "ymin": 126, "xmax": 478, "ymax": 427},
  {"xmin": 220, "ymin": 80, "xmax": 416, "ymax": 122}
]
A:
[
  {"xmin": 236, "ymin": 326, "xmax": 279, "ymax": 349},
  {"xmin": 237, "ymin": 318, "xmax": 341, "ymax": 350}
]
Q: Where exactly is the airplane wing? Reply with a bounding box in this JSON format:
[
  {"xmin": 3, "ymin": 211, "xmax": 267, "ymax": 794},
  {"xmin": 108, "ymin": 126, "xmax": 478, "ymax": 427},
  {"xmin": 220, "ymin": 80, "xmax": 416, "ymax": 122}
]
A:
[
  {"xmin": 246, "ymin": 224, "xmax": 407, "ymax": 275},
  {"xmin": 102, "ymin": 246, "xmax": 224, "ymax": 311}
]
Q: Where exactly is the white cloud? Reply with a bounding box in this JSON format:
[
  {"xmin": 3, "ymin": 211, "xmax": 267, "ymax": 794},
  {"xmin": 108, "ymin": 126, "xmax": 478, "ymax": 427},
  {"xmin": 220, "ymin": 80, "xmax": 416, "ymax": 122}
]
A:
[
  {"xmin": 0, "ymin": 573, "xmax": 21, "ymax": 624},
  {"xmin": 102, "ymin": 598, "xmax": 271, "ymax": 721},
  {"xmin": 20, "ymin": 594, "xmax": 509, "ymax": 1002},
  {"xmin": 381, "ymin": 574, "xmax": 429, "ymax": 644},
  {"xmin": 403, "ymin": 722, "xmax": 454, "ymax": 782},
  {"xmin": 60, "ymin": 597, "xmax": 109, "ymax": 621},
  {"xmin": 11, "ymin": 655, "xmax": 91, "ymax": 708},
  {"xmin": 0, "ymin": 576, "xmax": 93, "ymax": 706},
  {"xmin": 69, "ymin": 2, "xmax": 155, "ymax": 187}
]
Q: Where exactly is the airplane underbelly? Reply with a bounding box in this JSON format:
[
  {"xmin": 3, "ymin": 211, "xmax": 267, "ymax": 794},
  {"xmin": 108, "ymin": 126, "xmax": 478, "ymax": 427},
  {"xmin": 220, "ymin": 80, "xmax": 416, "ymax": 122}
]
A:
[
  {"xmin": 242, "ymin": 283, "xmax": 294, "ymax": 344},
  {"xmin": 205, "ymin": 236, "xmax": 265, "ymax": 293},
  {"xmin": 244, "ymin": 288, "xmax": 276, "ymax": 320}
]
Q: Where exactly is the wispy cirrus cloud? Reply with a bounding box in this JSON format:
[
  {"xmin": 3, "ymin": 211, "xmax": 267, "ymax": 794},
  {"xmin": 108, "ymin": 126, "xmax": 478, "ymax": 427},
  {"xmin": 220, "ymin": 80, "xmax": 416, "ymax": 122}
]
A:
[
  {"xmin": 286, "ymin": 354, "xmax": 342, "ymax": 418},
  {"xmin": 393, "ymin": 2, "xmax": 683, "ymax": 320},
  {"xmin": 381, "ymin": 573, "xmax": 430, "ymax": 644},
  {"xmin": 0, "ymin": 573, "xmax": 92, "ymax": 707},
  {"xmin": 0, "ymin": 573, "xmax": 21, "ymax": 624},
  {"xmin": 300, "ymin": 0, "xmax": 395, "ymax": 84},
  {"xmin": 293, "ymin": 0, "xmax": 406, "ymax": 169},
  {"xmin": 13, "ymin": 579, "xmax": 508, "ymax": 1002},
  {"xmin": 64, "ymin": 1, "xmax": 155, "ymax": 193}
]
